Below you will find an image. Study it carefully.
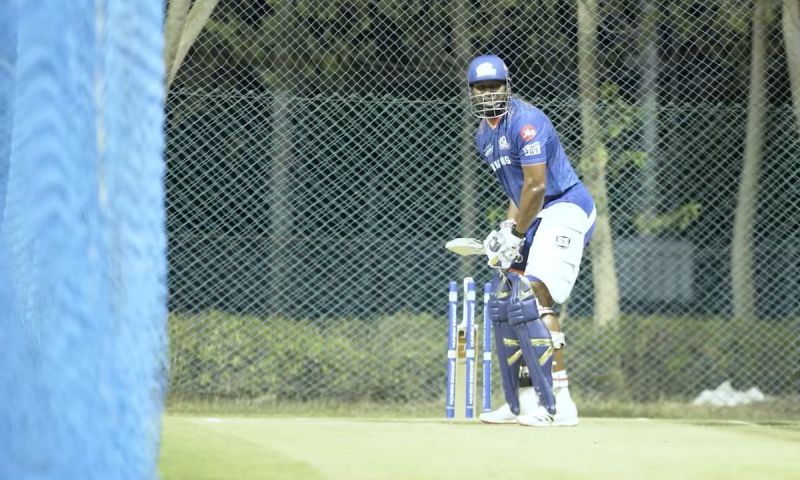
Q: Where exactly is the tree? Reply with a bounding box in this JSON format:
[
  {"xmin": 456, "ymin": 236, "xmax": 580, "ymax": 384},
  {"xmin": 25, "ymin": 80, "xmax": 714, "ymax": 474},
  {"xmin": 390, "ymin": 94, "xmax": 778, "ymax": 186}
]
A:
[
  {"xmin": 265, "ymin": 1, "xmax": 298, "ymax": 313},
  {"xmin": 577, "ymin": 0, "xmax": 621, "ymax": 327},
  {"xmin": 732, "ymin": 0, "xmax": 774, "ymax": 321},
  {"xmin": 450, "ymin": 0, "xmax": 479, "ymax": 280},
  {"xmin": 784, "ymin": 0, "xmax": 800, "ymax": 135},
  {"xmin": 164, "ymin": 0, "xmax": 220, "ymax": 90},
  {"xmin": 638, "ymin": 0, "xmax": 660, "ymax": 224}
]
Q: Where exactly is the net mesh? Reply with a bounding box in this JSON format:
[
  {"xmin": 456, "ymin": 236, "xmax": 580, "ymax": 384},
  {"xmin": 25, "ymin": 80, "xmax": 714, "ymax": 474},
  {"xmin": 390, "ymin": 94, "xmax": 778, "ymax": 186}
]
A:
[
  {"xmin": 0, "ymin": 1, "xmax": 167, "ymax": 477},
  {"xmin": 166, "ymin": 0, "xmax": 800, "ymax": 414}
]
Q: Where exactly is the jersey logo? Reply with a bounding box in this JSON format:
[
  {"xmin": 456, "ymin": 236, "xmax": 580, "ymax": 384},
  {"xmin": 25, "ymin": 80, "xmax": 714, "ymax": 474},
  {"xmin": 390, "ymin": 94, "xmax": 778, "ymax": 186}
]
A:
[
  {"xmin": 499, "ymin": 136, "xmax": 510, "ymax": 150},
  {"xmin": 522, "ymin": 142, "xmax": 541, "ymax": 156},
  {"xmin": 484, "ymin": 144, "xmax": 494, "ymax": 158},
  {"xmin": 520, "ymin": 124, "xmax": 537, "ymax": 142}
]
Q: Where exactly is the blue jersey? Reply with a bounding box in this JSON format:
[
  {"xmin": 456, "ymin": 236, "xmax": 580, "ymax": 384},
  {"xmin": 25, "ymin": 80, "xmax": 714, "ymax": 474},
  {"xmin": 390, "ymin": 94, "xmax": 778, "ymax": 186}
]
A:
[{"xmin": 475, "ymin": 97, "xmax": 588, "ymax": 211}]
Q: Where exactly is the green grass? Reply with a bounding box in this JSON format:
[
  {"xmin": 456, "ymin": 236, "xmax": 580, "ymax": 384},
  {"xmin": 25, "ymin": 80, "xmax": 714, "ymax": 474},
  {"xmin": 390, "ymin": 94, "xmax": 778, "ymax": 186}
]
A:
[
  {"xmin": 166, "ymin": 394, "xmax": 800, "ymax": 421},
  {"xmin": 159, "ymin": 415, "xmax": 800, "ymax": 480}
]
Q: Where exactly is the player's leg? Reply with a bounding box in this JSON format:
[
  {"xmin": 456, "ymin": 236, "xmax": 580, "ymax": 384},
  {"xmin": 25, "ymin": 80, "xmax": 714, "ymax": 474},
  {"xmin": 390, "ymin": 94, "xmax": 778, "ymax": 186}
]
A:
[
  {"xmin": 480, "ymin": 275, "xmax": 556, "ymax": 427},
  {"xmin": 480, "ymin": 217, "xmax": 545, "ymax": 423},
  {"xmin": 529, "ymin": 280, "xmax": 578, "ymax": 426},
  {"xmin": 506, "ymin": 272, "xmax": 556, "ymax": 424},
  {"xmin": 479, "ymin": 271, "xmax": 521, "ymax": 424},
  {"xmin": 517, "ymin": 201, "xmax": 596, "ymax": 427},
  {"xmin": 480, "ymin": 362, "xmax": 541, "ymax": 423}
]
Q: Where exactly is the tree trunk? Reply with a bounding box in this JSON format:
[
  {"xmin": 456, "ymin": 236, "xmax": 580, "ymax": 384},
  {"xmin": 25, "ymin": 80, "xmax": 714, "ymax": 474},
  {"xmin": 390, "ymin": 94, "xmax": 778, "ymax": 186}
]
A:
[
  {"xmin": 163, "ymin": 0, "xmax": 220, "ymax": 90},
  {"xmin": 163, "ymin": 0, "xmax": 189, "ymax": 81},
  {"xmin": 451, "ymin": 0, "xmax": 479, "ymax": 279},
  {"xmin": 732, "ymin": 0, "xmax": 772, "ymax": 321},
  {"xmin": 784, "ymin": 0, "xmax": 800, "ymax": 135},
  {"xmin": 639, "ymin": 0, "xmax": 660, "ymax": 223},
  {"xmin": 268, "ymin": 91, "xmax": 292, "ymax": 314},
  {"xmin": 577, "ymin": 0, "xmax": 621, "ymax": 327},
  {"xmin": 266, "ymin": 2, "xmax": 297, "ymax": 314}
]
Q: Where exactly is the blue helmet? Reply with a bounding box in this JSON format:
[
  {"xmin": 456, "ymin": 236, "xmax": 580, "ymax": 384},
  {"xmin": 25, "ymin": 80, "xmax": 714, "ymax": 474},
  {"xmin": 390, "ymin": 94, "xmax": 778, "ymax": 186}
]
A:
[
  {"xmin": 466, "ymin": 55, "xmax": 511, "ymax": 118},
  {"xmin": 467, "ymin": 55, "xmax": 510, "ymax": 86}
]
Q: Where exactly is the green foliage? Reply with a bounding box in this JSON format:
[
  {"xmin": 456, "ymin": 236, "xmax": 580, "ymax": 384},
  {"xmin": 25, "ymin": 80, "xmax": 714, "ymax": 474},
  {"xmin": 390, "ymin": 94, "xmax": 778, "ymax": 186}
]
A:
[
  {"xmin": 599, "ymin": 82, "xmax": 640, "ymax": 141},
  {"xmin": 610, "ymin": 150, "xmax": 648, "ymax": 173},
  {"xmin": 567, "ymin": 315, "xmax": 800, "ymax": 401},
  {"xmin": 666, "ymin": 0, "xmax": 752, "ymax": 46},
  {"xmin": 485, "ymin": 205, "xmax": 506, "ymax": 228},
  {"xmin": 633, "ymin": 201, "xmax": 703, "ymax": 234},
  {"xmin": 169, "ymin": 311, "xmax": 443, "ymax": 402},
  {"xmin": 170, "ymin": 312, "xmax": 800, "ymax": 403}
]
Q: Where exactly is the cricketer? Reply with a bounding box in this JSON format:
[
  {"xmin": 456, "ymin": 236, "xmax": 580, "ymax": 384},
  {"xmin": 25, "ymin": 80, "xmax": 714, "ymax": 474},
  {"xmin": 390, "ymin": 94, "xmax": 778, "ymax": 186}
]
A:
[{"xmin": 467, "ymin": 54, "xmax": 596, "ymax": 427}]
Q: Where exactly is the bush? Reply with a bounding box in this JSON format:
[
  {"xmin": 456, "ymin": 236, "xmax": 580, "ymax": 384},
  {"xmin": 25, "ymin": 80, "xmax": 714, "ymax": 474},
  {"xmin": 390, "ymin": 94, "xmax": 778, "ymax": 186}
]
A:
[
  {"xmin": 168, "ymin": 311, "xmax": 444, "ymax": 401},
  {"xmin": 168, "ymin": 311, "xmax": 800, "ymax": 402},
  {"xmin": 567, "ymin": 316, "xmax": 800, "ymax": 401}
]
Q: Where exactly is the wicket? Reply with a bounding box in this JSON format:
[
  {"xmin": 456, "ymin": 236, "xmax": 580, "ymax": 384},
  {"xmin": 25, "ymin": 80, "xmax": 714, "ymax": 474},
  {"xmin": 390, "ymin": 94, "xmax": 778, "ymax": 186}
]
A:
[{"xmin": 446, "ymin": 277, "xmax": 493, "ymax": 419}]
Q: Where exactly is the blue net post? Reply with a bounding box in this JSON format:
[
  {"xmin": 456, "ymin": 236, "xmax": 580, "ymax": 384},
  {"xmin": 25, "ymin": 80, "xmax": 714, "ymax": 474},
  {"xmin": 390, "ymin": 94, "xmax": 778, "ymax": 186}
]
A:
[{"xmin": 0, "ymin": 1, "xmax": 167, "ymax": 479}]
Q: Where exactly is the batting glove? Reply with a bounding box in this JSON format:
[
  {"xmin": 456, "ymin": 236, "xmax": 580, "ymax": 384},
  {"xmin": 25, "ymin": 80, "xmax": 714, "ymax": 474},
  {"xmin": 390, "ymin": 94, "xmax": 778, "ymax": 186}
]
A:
[{"xmin": 483, "ymin": 221, "xmax": 524, "ymax": 269}]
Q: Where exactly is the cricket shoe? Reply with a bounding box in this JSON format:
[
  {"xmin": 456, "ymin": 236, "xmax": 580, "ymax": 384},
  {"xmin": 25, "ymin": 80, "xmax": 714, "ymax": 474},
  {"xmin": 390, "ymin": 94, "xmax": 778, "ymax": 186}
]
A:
[
  {"xmin": 552, "ymin": 388, "xmax": 579, "ymax": 427},
  {"xmin": 516, "ymin": 405, "xmax": 554, "ymax": 427},
  {"xmin": 479, "ymin": 387, "xmax": 539, "ymax": 424},
  {"xmin": 517, "ymin": 388, "xmax": 579, "ymax": 427}
]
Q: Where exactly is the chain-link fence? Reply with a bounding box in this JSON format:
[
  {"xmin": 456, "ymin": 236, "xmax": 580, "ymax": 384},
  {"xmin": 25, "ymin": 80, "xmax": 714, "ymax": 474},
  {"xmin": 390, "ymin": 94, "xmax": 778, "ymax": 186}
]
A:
[{"xmin": 165, "ymin": 0, "xmax": 800, "ymax": 416}]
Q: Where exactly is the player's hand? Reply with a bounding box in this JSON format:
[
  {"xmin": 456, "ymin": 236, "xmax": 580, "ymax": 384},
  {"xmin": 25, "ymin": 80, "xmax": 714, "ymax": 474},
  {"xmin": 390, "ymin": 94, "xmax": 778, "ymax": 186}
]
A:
[{"xmin": 482, "ymin": 222, "xmax": 524, "ymax": 269}]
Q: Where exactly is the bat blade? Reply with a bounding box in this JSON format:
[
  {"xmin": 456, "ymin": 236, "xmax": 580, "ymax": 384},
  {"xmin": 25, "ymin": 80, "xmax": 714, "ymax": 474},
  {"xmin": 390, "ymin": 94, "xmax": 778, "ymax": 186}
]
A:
[{"xmin": 445, "ymin": 237, "xmax": 484, "ymax": 256}]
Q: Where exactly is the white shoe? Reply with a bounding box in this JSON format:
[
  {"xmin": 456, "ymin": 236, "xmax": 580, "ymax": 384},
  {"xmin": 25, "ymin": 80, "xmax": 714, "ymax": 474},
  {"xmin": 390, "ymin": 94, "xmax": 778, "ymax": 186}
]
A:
[
  {"xmin": 552, "ymin": 388, "xmax": 579, "ymax": 427},
  {"xmin": 479, "ymin": 387, "xmax": 540, "ymax": 424},
  {"xmin": 478, "ymin": 403, "xmax": 517, "ymax": 424},
  {"xmin": 517, "ymin": 387, "xmax": 579, "ymax": 427},
  {"xmin": 516, "ymin": 405, "xmax": 554, "ymax": 427}
]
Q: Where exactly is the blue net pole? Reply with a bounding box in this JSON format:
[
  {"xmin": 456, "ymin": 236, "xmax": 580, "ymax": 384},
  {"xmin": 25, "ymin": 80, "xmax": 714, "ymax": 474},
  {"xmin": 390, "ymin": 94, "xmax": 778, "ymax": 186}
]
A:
[{"xmin": 0, "ymin": 1, "xmax": 167, "ymax": 479}]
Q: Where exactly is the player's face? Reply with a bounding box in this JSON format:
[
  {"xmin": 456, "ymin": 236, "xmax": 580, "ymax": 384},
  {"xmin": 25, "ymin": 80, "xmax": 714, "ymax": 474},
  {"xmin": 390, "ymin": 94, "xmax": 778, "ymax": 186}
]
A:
[
  {"xmin": 471, "ymin": 80, "xmax": 506, "ymax": 95},
  {"xmin": 469, "ymin": 80, "xmax": 510, "ymax": 119}
]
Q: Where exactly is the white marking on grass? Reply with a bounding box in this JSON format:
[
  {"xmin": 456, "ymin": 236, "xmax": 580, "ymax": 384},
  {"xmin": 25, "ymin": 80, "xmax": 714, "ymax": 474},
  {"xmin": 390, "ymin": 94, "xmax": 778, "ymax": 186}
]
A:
[{"xmin": 723, "ymin": 420, "xmax": 753, "ymax": 426}]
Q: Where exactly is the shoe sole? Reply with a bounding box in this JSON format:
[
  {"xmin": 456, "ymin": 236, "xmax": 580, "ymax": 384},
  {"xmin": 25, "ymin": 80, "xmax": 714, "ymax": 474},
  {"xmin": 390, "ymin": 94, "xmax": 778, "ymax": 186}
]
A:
[
  {"xmin": 479, "ymin": 418, "xmax": 518, "ymax": 424},
  {"xmin": 553, "ymin": 419, "xmax": 579, "ymax": 427},
  {"xmin": 516, "ymin": 418, "xmax": 579, "ymax": 427},
  {"xmin": 553, "ymin": 410, "xmax": 579, "ymax": 427}
]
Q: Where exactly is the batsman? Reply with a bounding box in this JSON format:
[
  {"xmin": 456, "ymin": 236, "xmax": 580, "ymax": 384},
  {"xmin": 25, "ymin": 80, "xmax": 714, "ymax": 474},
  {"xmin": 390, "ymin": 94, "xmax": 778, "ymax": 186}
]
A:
[{"xmin": 467, "ymin": 54, "xmax": 596, "ymax": 427}]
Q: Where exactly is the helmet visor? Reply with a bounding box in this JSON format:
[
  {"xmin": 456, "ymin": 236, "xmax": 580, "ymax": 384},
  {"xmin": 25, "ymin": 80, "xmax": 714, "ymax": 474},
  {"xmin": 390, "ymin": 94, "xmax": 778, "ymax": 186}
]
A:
[{"xmin": 469, "ymin": 82, "xmax": 510, "ymax": 119}]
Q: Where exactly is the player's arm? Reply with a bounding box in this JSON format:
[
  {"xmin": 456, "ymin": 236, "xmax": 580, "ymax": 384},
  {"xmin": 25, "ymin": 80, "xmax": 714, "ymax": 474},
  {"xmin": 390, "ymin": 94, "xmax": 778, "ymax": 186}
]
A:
[
  {"xmin": 506, "ymin": 200, "xmax": 518, "ymax": 222},
  {"xmin": 512, "ymin": 163, "xmax": 546, "ymax": 236}
]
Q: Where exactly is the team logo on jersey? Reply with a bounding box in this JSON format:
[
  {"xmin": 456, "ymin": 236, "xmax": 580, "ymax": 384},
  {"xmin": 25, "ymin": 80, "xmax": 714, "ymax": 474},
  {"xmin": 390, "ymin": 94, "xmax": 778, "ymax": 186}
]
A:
[
  {"xmin": 484, "ymin": 144, "xmax": 494, "ymax": 158},
  {"xmin": 522, "ymin": 142, "xmax": 541, "ymax": 156},
  {"xmin": 498, "ymin": 136, "xmax": 510, "ymax": 150},
  {"xmin": 475, "ymin": 62, "xmax": 498, "ymax": 78},
  {"xmin": 520, "ymin": 124, "xmax": 537, "ymax": 142}
]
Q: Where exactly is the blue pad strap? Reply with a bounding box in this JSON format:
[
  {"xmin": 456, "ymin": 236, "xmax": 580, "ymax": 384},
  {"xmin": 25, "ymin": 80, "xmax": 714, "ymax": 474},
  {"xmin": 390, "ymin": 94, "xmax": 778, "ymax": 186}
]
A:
[
  {"xmin": 507, "ymin": 273, "xmax": 556, "ymax": 415},
  {"xmin": 487, "ymin": 272, "xmax": 521, "ymax": 415}
]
